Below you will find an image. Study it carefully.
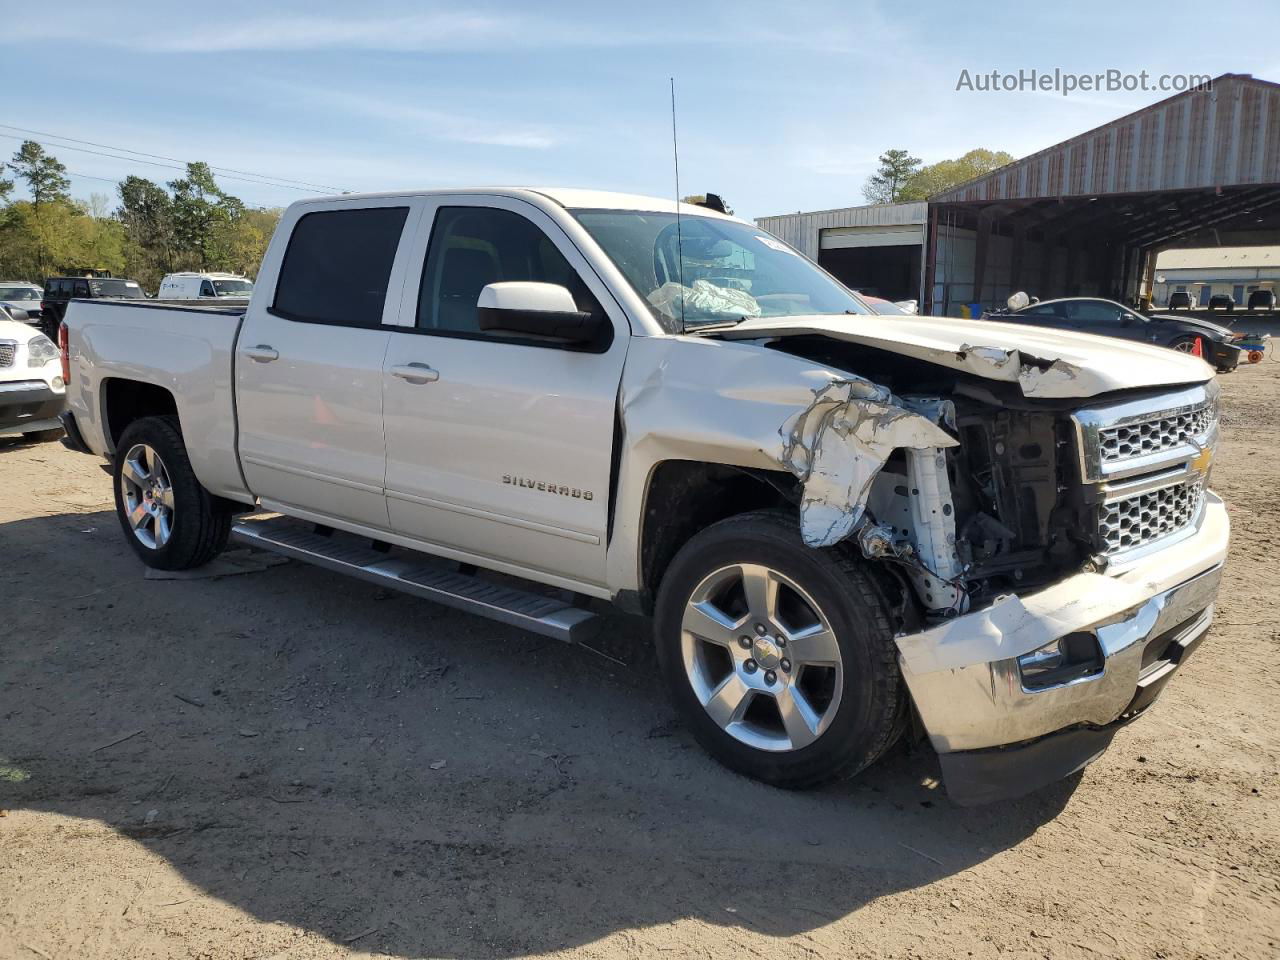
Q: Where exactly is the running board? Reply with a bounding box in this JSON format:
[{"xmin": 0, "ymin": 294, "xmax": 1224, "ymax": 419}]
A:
[{"xmin": 230, "ymin": 518, "xmax": 598, "ymax": 643}]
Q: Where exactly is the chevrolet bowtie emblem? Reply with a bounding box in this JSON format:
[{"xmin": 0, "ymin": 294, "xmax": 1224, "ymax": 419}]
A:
[{"xmin": 1190, "ymin": 443, "xmax": 1214, "ymax": 477}]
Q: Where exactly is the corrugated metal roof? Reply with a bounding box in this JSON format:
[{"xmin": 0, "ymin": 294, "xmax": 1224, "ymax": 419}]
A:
[
  {"xmin": 1156, "ymin": 245, "xmax": 1280, "ymax": 269},
  {"xmin": 756, "ymin": 201, "xmax": 927, "ymax": 259},
  {"xmin": 931, "ymin": 74, "xmax": 1280, "ymax": 203}
]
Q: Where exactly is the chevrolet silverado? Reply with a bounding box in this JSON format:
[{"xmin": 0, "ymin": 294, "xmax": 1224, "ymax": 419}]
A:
[{"xmin": 58, "ymin": 188, "xmax": 1229, "ymax": 804}]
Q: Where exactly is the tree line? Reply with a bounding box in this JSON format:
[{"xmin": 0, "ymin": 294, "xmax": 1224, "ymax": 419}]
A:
[
  {"xmin": 862, "ymin": 148, "xmax": 1015, "ymax": 204},
  {"xmin": 0, "ymin": 141, "xmax": 281, "ymax": 292}
]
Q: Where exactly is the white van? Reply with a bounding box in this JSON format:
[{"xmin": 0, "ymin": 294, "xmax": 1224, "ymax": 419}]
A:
[{"xmin": 158, "ymin": 272, "xmax": 254, "ymax": 300}]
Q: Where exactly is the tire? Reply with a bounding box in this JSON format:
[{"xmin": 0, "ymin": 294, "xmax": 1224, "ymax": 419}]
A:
[
  {"xmin": 654, "ymin": 509, "xmax": 906, "ymax": 789},
  {"xmin": 22, "ymin": 428, "xmax": 63, "ymax": 443},
  {"xmin": 1171, "ymin": 335, "xmax": 1200, "ymax": 355},
  {"xmin": 112, "ymin": 415, "xmax": 231, "ymax": 570}
]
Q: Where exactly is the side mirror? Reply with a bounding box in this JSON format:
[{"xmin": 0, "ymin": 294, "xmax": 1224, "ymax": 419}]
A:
[
  {"xmin": 1007, "ymin": 291, "xmax": 1030, "ymax": 311},
  {"xmin": 477, "ymin": 282, "xmax": 610, "ymax": 349},
  {"xmin": 6, "ymin": 307, "xmax": 31, "ymax": 323}
]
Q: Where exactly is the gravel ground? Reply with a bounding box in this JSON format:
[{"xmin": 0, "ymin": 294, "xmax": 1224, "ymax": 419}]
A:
[{"xmin": 2, "ymin": 363, "xmax": 1278, "ymax": 960}]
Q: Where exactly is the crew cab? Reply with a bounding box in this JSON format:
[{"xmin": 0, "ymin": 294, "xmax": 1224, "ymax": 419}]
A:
[{"xmin": 58, "ymin": 188, "xmax": 1229, "ymax": 805}]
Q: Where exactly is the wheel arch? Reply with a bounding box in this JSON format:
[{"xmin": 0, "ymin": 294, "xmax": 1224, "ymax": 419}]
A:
[
  {"xmin": 101, "ymin": 377, "xmax": 179, "ymax": 453},
  {"xmin": 631, "ymin": 459, "xmax": 799, "ymax": 616},
  {"xmin": 98, "ymin": 376, "xmax": 254, "ymax": 509}
]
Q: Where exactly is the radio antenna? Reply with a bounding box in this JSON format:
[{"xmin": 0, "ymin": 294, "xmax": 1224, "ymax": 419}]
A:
[{"xmin": 670, "ymin": 77, "xmax": 686, "ymax": 329}]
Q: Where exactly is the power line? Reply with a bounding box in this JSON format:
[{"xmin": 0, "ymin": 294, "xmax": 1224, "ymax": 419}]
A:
[
  {"xmin": 0, "ymin": 132, "xmax": 325, "ymax": 194},
  {"xmin": 58, "ymin": 168, "xmax": 282, "ymax": 209},
  {"xmin": 0, "ymin": 123, "xmax": 345, "ymax": 194},
  {"xmin": 0, "ymin": 122, "xmax": 343, "ymax": 191}
]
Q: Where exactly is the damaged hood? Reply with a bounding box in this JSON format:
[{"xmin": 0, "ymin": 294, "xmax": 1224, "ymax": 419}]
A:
[{"xmin": 719, "ymin": 313, "xmax": 1213, "ymax": 398}]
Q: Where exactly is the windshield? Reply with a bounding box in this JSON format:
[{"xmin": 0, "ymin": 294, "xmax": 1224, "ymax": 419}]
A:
[
  {"xmin": 862, "ymin": 296, "xmax": 907, "ymax": 315},
  {"xmin": 0, "ymin": 286, "xmax": 41, "ymax": 301},
  {"xmin": 211, "ymin": 278, "xmax": 254, "ymax": 296},
  {"xmin": 572, "ymin": 210, "xmax": 872, "ymax": 332},
  {"xmin": 89, "ymin": 279, "xmax": 143, "ymax": 298}
]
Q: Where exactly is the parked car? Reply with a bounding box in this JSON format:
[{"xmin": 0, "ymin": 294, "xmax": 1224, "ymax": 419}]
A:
[
  {"xmin": 1000, "ymin": 296, "xmax": 1242, "ymax": 373},
  {"xmin": 0, "ymin": 281, "xmax": 45, "ymax": 329},
  {"xmin": 40, "ymin": 276, "xmax": 147, "ymax": 336},
  {"xmin": 158, "ymin": 272, "xmax": 255, "ymax": 300},
  {"xmin": 0, "ymin": 305, "xmax": 65, "ymax": 441},
  {"xmin": 1166, "ymin": 291, "xmax": 1195, "ymax": 309},
  {"xmin": 58, "ymin": 188, "xmax": 1228, "ymax": 806},
  {"xmin": 1247, "ymin": 289, "xmax": 1276, "ymax": 311},
  {"xmin": 1207, "ymin": 294, "xmax": 1235, "ymax": 311}
]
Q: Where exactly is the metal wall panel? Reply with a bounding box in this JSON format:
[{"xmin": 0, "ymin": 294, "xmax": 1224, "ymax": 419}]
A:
[{"xmin": 932, "ymin": 75, "xmax": 1280, "ymax": 203}]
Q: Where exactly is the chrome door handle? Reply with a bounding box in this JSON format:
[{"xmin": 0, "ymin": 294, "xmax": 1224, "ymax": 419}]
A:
[
  {"xmin": 390, "ymin": 362, "xmax": 439, "ymax": 384},
  {"xmin": 244, "ymin": 344, "xmax": 279, "ymax": 363}
]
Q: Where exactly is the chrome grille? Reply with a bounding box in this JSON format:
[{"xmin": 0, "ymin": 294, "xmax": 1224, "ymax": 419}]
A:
[
  {"xmin": 0, "ymin": 341, "xmax": 15, "ymax": 368},
  {"xmin": 1098, "ymin": 479, "xmax": 1204, "ymax": 555},
  {"xmin": 1074, "ymin": 383, "xmax": 1218, "ymax": 560},
  {"xmin": 1098, "ymin": 403, "xmax": 1215, "ymax": 464}
]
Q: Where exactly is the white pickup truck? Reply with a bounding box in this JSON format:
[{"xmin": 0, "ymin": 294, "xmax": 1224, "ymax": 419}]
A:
[{"xmin": 59, "ymin": 188, "xmax": 1229, "ymax": 804}]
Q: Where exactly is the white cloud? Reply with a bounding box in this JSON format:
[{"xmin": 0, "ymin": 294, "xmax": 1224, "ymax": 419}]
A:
[
  {"xmin": 277, "ymin": 83, "xmax": 562, "ymax": 149},
  {"xmin": 9, "ymin": 2, "xmax": 909, "ymax": 55}
]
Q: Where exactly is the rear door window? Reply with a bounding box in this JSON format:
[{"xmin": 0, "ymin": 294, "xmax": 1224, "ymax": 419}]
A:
[{"xmin": 272, "ymin": 206, "xmax": 410, "ymax": 327}]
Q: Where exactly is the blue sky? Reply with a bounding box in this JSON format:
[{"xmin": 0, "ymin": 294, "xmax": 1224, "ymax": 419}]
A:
[{"xmin": 5, "ymin": 0, "xmax": 1278, "ymax": 220}]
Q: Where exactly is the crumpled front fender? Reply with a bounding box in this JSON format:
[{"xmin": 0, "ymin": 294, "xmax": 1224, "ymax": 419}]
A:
[{"xmin": 606, "ymin": 336, "xmax": 958, "ymax": 593}]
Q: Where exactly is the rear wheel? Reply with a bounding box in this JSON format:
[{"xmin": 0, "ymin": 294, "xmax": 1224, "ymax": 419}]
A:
[
  {"xmin": 112, "ymin": 415, "xmax": 230, "ymax": 570},
  {"xmin": 654, "ymin": 510, "xmax": 905, "ymax": 789}
]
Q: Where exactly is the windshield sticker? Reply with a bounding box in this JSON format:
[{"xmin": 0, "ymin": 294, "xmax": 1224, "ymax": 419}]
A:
[{"xmin": 755, "ymin": 235, "xmax": 799, "ymax": 255}]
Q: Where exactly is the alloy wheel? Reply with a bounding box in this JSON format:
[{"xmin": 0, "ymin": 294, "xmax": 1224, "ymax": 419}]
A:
[
  {"xmin": 679, "ymin": 563, "xmax": 844, "ymax": 752},
  {"xmin": 119, "ymin": 443, "xmax": 175, "ymax": 550}
]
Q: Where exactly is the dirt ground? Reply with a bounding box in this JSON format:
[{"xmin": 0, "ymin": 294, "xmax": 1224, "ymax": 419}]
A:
[{"xmin": 2, "ymin": 365, "xmax": 1278, "ymax": 960}]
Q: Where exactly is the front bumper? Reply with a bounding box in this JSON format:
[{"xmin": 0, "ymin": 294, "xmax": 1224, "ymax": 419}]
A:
[
  {"xmin": 896, "ymin": 493, "xmax": 1229, "ymax": 804},
  {"xmin": 0, "ymin": 380, "xmax": 65, "ymax": 434}
]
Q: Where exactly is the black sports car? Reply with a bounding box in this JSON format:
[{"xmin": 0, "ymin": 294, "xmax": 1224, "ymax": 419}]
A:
[{"xmin": 998, "ymin": 297, "xmax": 1242, "ymax": 373}]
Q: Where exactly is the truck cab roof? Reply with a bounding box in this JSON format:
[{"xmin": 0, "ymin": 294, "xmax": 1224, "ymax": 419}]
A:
[{"xmin": 290, "ymin": 187, "xmax": 744, "ymax": 221}]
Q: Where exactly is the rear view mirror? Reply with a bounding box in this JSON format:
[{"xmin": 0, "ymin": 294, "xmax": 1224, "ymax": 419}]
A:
[
  {"xmin": 1007, "ymin": 291, "xmax": 1030, "ymax": 311},
  {"xmin": 477, "ymin": 282, "xmax": 611, "ymax": 350}
]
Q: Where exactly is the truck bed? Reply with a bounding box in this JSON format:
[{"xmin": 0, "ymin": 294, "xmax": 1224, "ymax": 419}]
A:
[{"xmin": 62, "ymin": 298, "xmax": 250, "ymax": 503}]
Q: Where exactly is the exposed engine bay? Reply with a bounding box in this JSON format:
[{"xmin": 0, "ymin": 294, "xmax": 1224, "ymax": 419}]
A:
[{"xmin": 767, "ymin": 336, "xmax": 1106, "ymax": 619}]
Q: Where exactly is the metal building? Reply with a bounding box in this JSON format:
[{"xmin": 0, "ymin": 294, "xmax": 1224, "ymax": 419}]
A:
[{"xmin": 757, "ymin": 73, "xmax": 1280, "ymax": 316}]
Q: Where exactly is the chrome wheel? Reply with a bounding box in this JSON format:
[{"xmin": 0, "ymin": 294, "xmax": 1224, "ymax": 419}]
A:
[
  {"xmin": 119, "ymin": 443, "xmax": 175, "ymax": 550},
  {"xmin": 1173, "ymin": 338, "xmax": 1198, "ymax": 353},
  {"xmin": 680, "ymin": 563, "xmax": 843, "ymax": 752}
]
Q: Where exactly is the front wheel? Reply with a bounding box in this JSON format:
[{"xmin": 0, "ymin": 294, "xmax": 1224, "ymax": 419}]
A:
[
  {"xmin": 112, "ymin": 415, "xmax": 231, "ymax": 570},
  {"xmin": 1171, "ymin": 335, "xmax": 1201, "ymax": 354},
  {"xmin": 654, "ymin": 510, "xmax": 906, "ymax": 789}
]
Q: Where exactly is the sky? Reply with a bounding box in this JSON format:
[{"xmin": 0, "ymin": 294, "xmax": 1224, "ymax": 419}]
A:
[{"xmin": 4, "ymin": 0, "xmax": 1278, "ymax": 221}]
